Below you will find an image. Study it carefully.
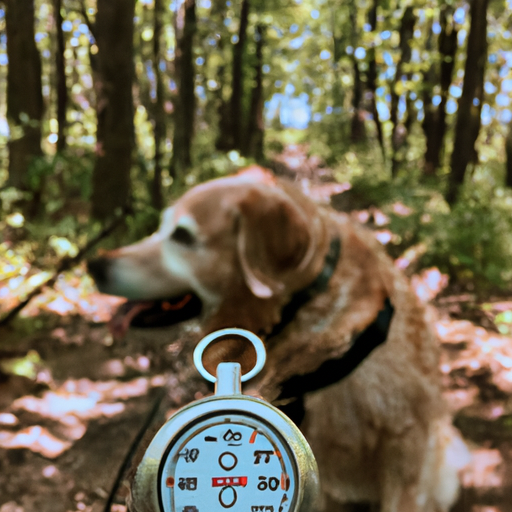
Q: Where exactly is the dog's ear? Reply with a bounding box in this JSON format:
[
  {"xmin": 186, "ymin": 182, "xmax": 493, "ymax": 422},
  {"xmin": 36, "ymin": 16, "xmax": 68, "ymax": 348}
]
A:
[{"xmin": 236, "ymin": 188, "xmax": 314, "ymax": 298}]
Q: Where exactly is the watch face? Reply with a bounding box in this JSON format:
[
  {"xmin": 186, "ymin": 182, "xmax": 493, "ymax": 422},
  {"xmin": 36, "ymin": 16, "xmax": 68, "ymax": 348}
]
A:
[{"xmin": 159, "ymin": 412, "xmax": 298, "ymax": 512}]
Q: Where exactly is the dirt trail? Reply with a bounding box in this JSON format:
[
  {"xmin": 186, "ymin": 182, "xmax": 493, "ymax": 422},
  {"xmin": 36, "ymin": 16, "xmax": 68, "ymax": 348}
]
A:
[{"xmin": 1, "ymin": 151, "xmax": 512, "ymax": 512}]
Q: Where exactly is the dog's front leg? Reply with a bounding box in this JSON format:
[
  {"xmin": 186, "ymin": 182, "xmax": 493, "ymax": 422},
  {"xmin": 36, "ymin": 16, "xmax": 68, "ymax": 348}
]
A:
[{"xmin": 378, "ymin": 428, "xmax": 429, "ymax": 512}]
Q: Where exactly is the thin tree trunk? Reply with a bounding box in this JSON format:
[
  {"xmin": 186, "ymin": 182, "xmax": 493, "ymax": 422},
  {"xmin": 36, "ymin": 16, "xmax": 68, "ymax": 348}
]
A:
[
  {"xmin": 330, "ymin": 9, "xmax": 346, "ymax": 144},
  {"xmin": 137, "ymin": 4, "xmax": 152, "ymax": 108},
  {"xmin": 5, "ymin": 0, "xmax": 44, "ymax": 193},
  {"xmin": 215, "ymin": 1, "xmax": 232, "ymax": 151},
  {"xmin": 422, "ymin": 7, "xmax": 458, "ymax": 176},
  {"xmin": 79, "ymin": 0, "xmax": 98, "ymax": 74},
  {"xmin": 350, "ymin": 58, "xmax": 366, "ymax": 143},
  {"xmin": 446, "ymin": 0, "xmax": 488, "ymax": 205},
  {"xmin": 53, "ymin": 0, "xmax": 67, "ymax": 152},
  {"xmin": 367, "ymin": 0, "xmax": 385, "ymax": 159},
  {"xmin": 349, "ymin": 0, "xmax": 366, "ymax": 143},
  {"xmin": 230, "ymin": 0, "xmax": 250, "ymax": 152},
  {"xmin": 390, "ymin": 6, "xmax": 416, "ymax": 177},
  {"xmin": 244, "ymin": 23, "xmax": 265, "ymax": 161},
  {"xmin": 151, "ymin": 0, "xmax": 166, "ymax": 210},
  {"xmin": 169, "ymin": 0, "xmax": 196, "ymax": 182},
  {"xmin": 505, "ymin": 120, "xmax": 512, "ymax": 188},
  {"xmin": 91, "ymin": 0, "xmax": 135, "ymax": 220},
  {"xmin": 422, "ymin": 18, "xmax": 437, "ymax": 176}
]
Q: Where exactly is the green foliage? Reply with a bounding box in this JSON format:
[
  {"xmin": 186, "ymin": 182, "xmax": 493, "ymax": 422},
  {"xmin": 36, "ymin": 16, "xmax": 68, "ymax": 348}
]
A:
[
  {"xmin": 195, "ymin": 150, "xmax": 248, "ymax": 181},
  {"xmin": 0, "ymin": 0, "xmax": 511, "ymax": 298},
  {"xmin": 124, "ymin": 206, "xmax": 161, "ymax": 242},
  {"xmin": 0, "ymin": 350, "xmax": 43, "ymax": 380},
  {"xmin": 29, "ymin": 150, "xmax": 94, "ymax": 204},
  {"xmin": 333, "ymin": 153, "xmax": 512, "ymax": 292},
  {"xmin": 420, "ymin": 188, "xmax": 512, "ymax": 289},
  {"xmin": 492, "ymin": 308, "xmax": 512, "ymax": 335}
]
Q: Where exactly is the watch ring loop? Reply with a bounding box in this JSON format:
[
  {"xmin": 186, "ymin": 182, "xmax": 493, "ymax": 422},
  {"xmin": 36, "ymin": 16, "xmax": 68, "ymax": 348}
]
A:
[{"xmin": 193, "ymin": 328, "xmax": 267, "ymax": 383}]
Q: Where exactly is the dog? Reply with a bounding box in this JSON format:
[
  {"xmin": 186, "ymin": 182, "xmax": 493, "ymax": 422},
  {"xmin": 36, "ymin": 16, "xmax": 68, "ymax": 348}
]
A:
[{"xmin": 88, "ymin": 166, "xmax": 469, "ymax": 512}]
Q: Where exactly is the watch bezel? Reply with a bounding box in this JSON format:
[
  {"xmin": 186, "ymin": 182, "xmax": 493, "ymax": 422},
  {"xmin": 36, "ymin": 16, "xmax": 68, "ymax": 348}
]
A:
[{"xmin": 131, "ymin": 395, "xmax": 319, "ymax": 512}]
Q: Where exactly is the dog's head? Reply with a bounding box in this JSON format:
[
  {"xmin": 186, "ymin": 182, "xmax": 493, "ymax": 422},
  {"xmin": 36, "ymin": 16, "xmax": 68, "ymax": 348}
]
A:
[{"xmin": 88, "ymin": 167, "xmax": 328, "ymax": 368}]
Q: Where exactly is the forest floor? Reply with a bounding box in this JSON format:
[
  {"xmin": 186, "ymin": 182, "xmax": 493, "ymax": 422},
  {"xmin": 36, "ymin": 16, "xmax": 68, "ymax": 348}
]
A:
[{"xmin": 1, "ymin": 147, "xmax": 512, "ymax": 512}]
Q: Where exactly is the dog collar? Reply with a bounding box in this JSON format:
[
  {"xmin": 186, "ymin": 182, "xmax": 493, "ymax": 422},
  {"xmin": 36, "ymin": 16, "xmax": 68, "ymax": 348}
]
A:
[
  {"xmin": 276, "ymin": 298, "xmax": 394, "ymax": 425},
  {"xmin": 268, "ymin": 236, "xmax": 342, "ymax": 338},
  {"xmin": 268, "ymin": 234, "xmax": 395, "ymax": 426}
]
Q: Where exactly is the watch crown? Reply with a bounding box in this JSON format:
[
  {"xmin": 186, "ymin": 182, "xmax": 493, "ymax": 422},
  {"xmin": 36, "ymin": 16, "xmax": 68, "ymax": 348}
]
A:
[{"xmin": 215, "ymin": 362, "xmax": 242, "ymax": 396}]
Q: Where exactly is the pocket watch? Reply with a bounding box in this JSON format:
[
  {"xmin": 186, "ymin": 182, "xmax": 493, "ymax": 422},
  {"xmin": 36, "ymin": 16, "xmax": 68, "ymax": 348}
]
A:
[{"xmin": 131, "ymin": 328, "xmax": 319, "ymax": 512}]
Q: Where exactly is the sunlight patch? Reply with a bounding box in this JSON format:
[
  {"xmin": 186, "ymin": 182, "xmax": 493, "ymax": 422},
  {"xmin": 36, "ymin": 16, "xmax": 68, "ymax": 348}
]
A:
[{"xmin": 0, "ymin": 426, "xmax": 72, "ymax": 459}]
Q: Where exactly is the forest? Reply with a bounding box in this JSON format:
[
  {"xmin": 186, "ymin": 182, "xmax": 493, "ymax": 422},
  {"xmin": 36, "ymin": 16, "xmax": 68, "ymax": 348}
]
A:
[
  {"xmin": 0, "ymin": 0, "xmax": 512, "ymax": 294},
  {"xmin": 0, "ymin": 0, "xmax": 511, "ymax": 285},
  {"xmin": 2, "ymin": 0, "xmax": 512, "ymax": 511}
]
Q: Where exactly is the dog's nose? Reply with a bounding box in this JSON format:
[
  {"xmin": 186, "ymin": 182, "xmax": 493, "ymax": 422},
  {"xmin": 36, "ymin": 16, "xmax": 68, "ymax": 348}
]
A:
[{"xmin": 87, "ymin": 257, "xmax": 111, "ymax": 288}]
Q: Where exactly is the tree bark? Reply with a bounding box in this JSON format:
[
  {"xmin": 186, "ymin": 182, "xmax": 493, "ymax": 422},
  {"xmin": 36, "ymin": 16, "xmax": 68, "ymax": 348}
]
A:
[
  {"xmin": 366, "ymin": 0, "xmax": 385, "ymax": 158},
  {"xmin": 244, "ymin": 23, "xmax": 265, "ymax": 161},
  {"xmin": 5, "ymin": 0, "xmax": 43, "ymax": 191},
  {"xmin": 350, "ymin": 58, "xmax": 366, "ymax": 143},
  {"xmin": 390, "ymin": 6, "xmax": 416, "ymax": 177},
  {"xmin": 446, "ymin": 0, "xmax": 488, "ymax": 205},
  {"xmin": 215, "ymin": 1, "xmax": 232, "ymax": 152},
  {"xmin": 151, "ymin": 0, "xmax": 166, "ymax": 210},
  {"xmin": 230, "ymin": 0, "xmax": 250, "ymax": 152},
  {"xmin": 422, "ymin": 7, "xmax": 458, "ymax": 176},
  {"xmin": 506, "ymin": 120, "xmax": 512, "ymax": 188},
  {"xmin": 169, "ymin": 0, "xmax": 196, "ymax": 182},
  {"xmin": 79, "ymin": 0, "xmax": 98, "ymax": 73},
  {"xmin": 91, "ymin": 0, "xmax": 135, "ymax": 220},
  {"xmin": 349, "ymin": 0, "xmax": 366, "ymax": 143},
  {"xmin": 53, "ymin": 0, "xmax": 67, "ymax": 152}
]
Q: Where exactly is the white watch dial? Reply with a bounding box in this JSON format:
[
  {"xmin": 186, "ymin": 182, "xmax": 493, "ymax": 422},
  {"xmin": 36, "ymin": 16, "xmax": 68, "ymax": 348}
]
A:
[{"xmin": 159, "ymin": 413, "xmax": 297, "ymax": 512}]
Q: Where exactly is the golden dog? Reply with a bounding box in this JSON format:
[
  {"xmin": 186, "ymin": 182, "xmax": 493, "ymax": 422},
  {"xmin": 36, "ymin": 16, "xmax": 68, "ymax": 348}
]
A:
[{"xmin": 88, "ymin": 167, "xmax": 468, "ymax": 512}]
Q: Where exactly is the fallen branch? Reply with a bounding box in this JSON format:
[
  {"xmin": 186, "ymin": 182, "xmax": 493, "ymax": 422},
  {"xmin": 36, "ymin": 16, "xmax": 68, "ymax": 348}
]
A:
[{"xmin": 0, "ymin": 207, "xmax": 130, "ymax": 327}]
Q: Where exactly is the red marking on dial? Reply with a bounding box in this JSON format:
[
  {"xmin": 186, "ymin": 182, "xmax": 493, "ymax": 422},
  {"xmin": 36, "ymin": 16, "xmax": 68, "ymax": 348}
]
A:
[
  {"xmin": 212, "ymin": 476, "xmax": 248, "ymax": 487},
  {"xmin": 275, "ymin": 450, "xmax": 282, "ymax": 459},
  {"xmin": 281, "ymin": 474, "xmax": 290, "ymax": 491},
  {"xmin": 249, "ymin": 430, "xmax": 258, "ymax": 444},
  {"xmin": 166, "ymin": 477, "xmax": 175, "ymax": 488}
]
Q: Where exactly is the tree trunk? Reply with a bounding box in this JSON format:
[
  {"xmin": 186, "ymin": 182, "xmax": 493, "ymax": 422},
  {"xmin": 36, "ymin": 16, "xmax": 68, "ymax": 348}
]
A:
[
  {"xmin": 349, "ymin": 0, "xmax": 366, "ymax": 143},
  {"xmin": 422, "ymin": 7, "xmax": 458, "ymax": 176},
  {"xmin": 446, "ymin": 0, "xmax": 488, "ymax": 205},
  {"xmin": 350, "ymin": 58, "xmax": 366, "ymax": 143},
  {"xmin": 366, "ymin": 0, "xmax": 385, "ymax": 159},
  {"xmin": 331, "ymin": 18, "xmax": 346, "ymax": 144},
  {"xmin": 5, "ymin": 0, "xmax": 43, "ymax": 191},
  {"xmin": 91, "ymin": 0, "xmax": 135, "ymax": 220},
  {"xmin": 230, "ymin": 0, "xmax": 250, "ymax": 152},
  {"xmin": 505, "ymin": 120, "xmax": 512, "ymax": 188},
  {"xmin": 169, "ymin": 0, "xmax": 196, "ymax": 182},
  {"xmin": 244, "ymin": 23, "xmax": 265, "ymax": 161},
  {"xmin": 53, "ymin": 0, "xmax": 67, "ymax": 152},
  {"xmin": 151, "ymin": 0, "xmax": 166, "ymax": 210},
  {"xmin": 390, "ymin": 6, "xmax": 416, "ymax": 177},
  {"xmin": 214, "ymin": 0, "xmax": 232, "ymax": 152},
  {"xmin": 79, "ymin": 0, "xmax": 98, "ymax": 73},
  {"xmin": 422, "ymin": 18, "xmax": 437, "ymax": 176}
]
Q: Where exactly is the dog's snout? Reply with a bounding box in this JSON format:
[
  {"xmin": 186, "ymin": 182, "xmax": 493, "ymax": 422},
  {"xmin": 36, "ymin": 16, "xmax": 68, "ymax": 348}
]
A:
[{"xmin": 87, "ymin": 257, "xmax": 111, "ymax": 288}]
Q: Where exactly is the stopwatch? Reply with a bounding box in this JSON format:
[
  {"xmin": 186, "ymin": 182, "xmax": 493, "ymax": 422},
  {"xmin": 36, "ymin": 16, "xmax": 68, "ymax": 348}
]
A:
[{"xmin": 131, "ymin": 328, "xmax": 319, "ymax": 512}]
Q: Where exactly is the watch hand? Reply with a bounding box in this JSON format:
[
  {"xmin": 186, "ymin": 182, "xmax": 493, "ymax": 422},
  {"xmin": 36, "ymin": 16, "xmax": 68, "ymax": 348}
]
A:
[{"xmin": 212, "ymin": 476, "xmax": 248, "ymax": 487}]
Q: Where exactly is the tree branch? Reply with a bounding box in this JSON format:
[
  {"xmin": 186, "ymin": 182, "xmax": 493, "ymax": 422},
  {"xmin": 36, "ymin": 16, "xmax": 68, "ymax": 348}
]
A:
[
  {"xmin": 76, "ymin": 0, "xmax": 96, "ymax": 40},
  {"xmin": 0, "ymin": 207, "xmax": 130, "ymax": 327}
]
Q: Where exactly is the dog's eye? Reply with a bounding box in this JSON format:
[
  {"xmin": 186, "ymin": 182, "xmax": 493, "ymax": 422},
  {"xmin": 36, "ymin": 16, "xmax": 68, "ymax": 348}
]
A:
[{"xmin": 170, "ymin": 226, "xmax": 195, "ymax": 246}]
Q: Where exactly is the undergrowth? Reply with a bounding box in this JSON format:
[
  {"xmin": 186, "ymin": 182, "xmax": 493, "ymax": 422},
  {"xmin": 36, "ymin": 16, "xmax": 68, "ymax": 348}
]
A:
[
  {"xmin": 340, "ymin": 159, "xmax": 512, "ymax": 293},
  {"xmin": 2, "ymin": 134, "xmax": 512, "ymax": 298}
]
